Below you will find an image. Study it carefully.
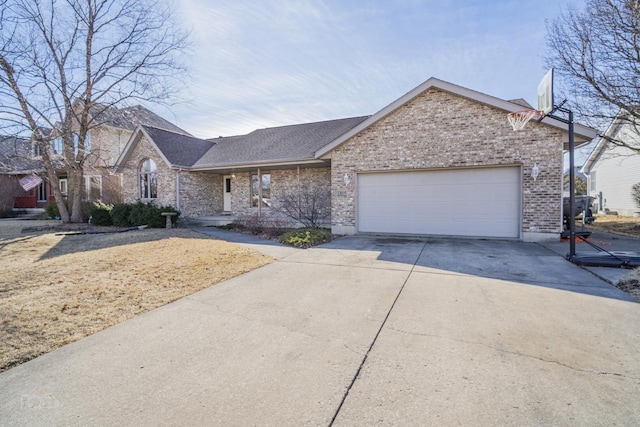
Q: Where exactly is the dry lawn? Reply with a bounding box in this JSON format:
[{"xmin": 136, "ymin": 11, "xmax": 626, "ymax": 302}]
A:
[
  {"xmin": 585, "ymin": 215, "xmax": 640, "ymax": 301},
  {"xmin": 587, "ymin": 214, "xmax": 640, "ymax": 238},
  {"xmin": 0, "ymin": 220, "xmax": 273, "ymax": 373}
]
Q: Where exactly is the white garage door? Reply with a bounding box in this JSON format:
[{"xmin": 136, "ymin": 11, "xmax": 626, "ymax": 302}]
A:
[{"xmin": 357, "ymin": 167, "xmax": 521, "ymax": 238}]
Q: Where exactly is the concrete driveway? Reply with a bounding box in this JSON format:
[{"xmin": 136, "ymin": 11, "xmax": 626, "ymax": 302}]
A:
[{"xmin": 1, "ymin": 231, "xmax": 639, "ymax": 426}]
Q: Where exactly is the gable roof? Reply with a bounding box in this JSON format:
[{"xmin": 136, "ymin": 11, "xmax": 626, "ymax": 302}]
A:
[
  {"xmin": 143, "ymin": 126, "xmax": 214, "ymax": 167},
  {"xmin": 89, "ymin": 104, "xmax": 190, "ymax": 135},
  {"xmin": 315, "ymin": 77, "xmax": 597, "ymax": 158},
  {"xmin": 581, "ymin": 120, "xmax": 619, "ymax": 174},
  {"xmin": 114, "ymin": 125, "xmax": 211, "ymax": 171},
  {"xmin": 191, "ymin": 116, "xmax": 369, "ymax": 170}
]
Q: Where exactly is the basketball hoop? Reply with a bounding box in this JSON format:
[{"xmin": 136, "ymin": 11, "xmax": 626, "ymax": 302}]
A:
[{"xmin": 507, "ymin": 109, "xmax": 545, "ymax": 131}]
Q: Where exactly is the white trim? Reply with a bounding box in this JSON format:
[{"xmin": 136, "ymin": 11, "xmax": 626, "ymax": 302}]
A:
[
  {"xmin": 581, "ymin": 116, "xmax": 624, "ymax": 174},
  {"xmin": 113, "ymin": 125, "xmax": 173, "ymax": 172}
]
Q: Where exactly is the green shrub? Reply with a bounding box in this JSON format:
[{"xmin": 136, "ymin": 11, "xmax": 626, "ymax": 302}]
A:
[
  {"xmin": 90, "ymin": 201, "xmax": 113, "ymax": 226},
  {"xmin": 110, "ymin": 203, "xmax": 133, "ymax": 227},
  {"xmin": 126, "ymin": 201, "xmax": 179, "ymax": 228},
  {"xmin": 278, "ymin": 229, "xmax": 332, "ymax": 248},
  {"xmin": 44, "ymin": 201, "xmax": 61, "ymax": 219}
]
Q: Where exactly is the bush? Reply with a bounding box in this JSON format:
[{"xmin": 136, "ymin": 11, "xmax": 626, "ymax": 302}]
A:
[
  {"xmin": 126, "ymin": 201, "xmax": 179, "ymax": 228},
  {"xmin": 44, "ymin": 200, "xmax": 91, "ymax": 221},
  {"xmin": 278, "ymin": 229, "xmax": 332, "ymax": 248},
  {"xmin": 233, "ymin": 214, "xmax": 266, "ymax": 234},
  {"xmin": 632, "ymin": 182, "xmax": 640, "ymax": 209},
  {"xmin": 90, "ymin": 201, "xmax": 113, "ymax": 226},
  {"xmin": 44, "ymin": 201, "xmax": 61, "ymax": 219},
  {"xmin": 110, "ymin": 203, "xmax": 133, "ymax": 227}
]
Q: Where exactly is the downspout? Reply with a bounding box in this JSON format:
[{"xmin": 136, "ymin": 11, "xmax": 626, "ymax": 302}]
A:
[
  {"xmin": 297, "ymin": 165, "xmax": 301, "ymax": 218},
  {"xmin": 257, "ymin": 167, "xmax": 261, "ymax": 218},
  {"xmin": 176, "ymin": 168, "xmax": 181, "ymax": 212}
]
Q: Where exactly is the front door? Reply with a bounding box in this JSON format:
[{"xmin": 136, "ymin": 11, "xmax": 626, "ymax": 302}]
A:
[{"xmin": 223, "ymin": 176, "xmax": 231, "ymax": 212}]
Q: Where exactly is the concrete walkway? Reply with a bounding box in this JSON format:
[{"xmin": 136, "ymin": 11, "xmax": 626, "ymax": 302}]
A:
[{"xmin": 1, "ymin": 231, "xmax": 639, "ymax": 426}]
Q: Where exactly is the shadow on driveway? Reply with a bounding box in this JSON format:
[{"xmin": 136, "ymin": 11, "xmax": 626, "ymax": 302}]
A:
[{"xmin": 310, "ymin": 235, "xmax": 635, "ymax": 302}]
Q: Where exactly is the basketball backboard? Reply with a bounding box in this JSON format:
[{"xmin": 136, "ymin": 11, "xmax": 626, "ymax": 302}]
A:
[{"xmin": 537, "ymin": 68, "xmax": 554, "ymax": 115}]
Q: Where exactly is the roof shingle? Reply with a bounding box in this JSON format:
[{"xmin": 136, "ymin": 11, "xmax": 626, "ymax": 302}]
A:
[
  {"xmin": 192, "ymin": 116, "xmax": 369, "ymax": 168},
  {"xmin": 142, "ymin": 126, "xmax": 215, "ymax": 167}
]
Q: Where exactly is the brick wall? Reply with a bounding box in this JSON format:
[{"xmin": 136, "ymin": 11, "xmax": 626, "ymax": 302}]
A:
[
  {"xmin": 121, "ymin": 134, "xmax": 177, "ymax": 207},
  {"xmin": 178, "ymin": 171, "xmax": 222, "ymax": 217},
  {"xmin": 229, "ymin": 167, "xmax": 330, "ymax": 224},
  {"xmin": 330, "ymin": 88, "xmax": 564, "ymax": 240}
]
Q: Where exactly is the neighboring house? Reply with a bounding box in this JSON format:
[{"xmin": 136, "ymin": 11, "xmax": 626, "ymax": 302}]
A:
[
  {"xmin": 581, "ymin": 116, "xmax": 640, "ymax": 216},
  {"xmin": 562, "ymin": 166, "xmax": 587, "ymax": 197},
  {"xmin": 0, "ymin": 104, "xmax": 188, "ymax": 208},
  {"xmin": 115, "ymin": 77, "xmax": 596, "ymax": 241},
  {"xmin": 0, "ymin": 133, "xmax": 56, "ymax": 209}
]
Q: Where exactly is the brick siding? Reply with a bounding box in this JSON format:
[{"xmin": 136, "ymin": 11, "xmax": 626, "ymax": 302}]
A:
[
  {"xmin": 121, "ymin": 134, "xmax": 177, "ymax": 208},
  {"xmin": 330, "ymin": 88, "xmax": 564, "ymax": 240},
  {"xmin": 229, "ymin": 167, "xmax": 330, "ymax": 225}
]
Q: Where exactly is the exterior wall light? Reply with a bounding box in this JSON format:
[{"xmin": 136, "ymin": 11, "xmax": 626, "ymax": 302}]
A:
[{"xmin": 531, "ymin": 163, "xmax": 539, "ymax": 181}]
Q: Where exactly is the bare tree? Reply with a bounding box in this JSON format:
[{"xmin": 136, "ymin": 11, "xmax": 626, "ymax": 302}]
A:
[
  {"xmin": 273, "ymin": 181, "xmax": 331, "ymax": 229},
  {"xmin": 0, "ymin": 0, "xmax": 189, "ymax": 222},
  {"xmin": 546, "ymin": 0, "xmax": 640, "ymax": 154}
]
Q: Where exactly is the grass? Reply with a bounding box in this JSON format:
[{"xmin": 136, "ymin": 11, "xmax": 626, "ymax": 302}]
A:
[
  {"xmin": 0, "ymin": 220, "xmax": 273, "ymax": 372},
  {"xmin": 584, "ymin": 214, "xmax": 640, "ymax": 302},
  {"xmin": 586, "ymin": 214, "xmax": 640, "ymax": 238}
]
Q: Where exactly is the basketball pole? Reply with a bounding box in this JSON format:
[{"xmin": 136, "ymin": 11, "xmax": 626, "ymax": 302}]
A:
[{"xmin": 546, "ymin": 103, "xmax": 576, "ymax": 260}]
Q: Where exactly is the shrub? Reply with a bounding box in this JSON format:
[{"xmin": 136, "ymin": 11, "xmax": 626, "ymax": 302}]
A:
[
  {"xmin": 632, "ymin": 182, "xmax": 640, "ymax": 209},
  {"xmin": 278, "ymin": 229, "xmax": 332, "ymax": 248},
  {"xmin": 110, "ymin": 203, "xmax": 133, "ymax": 227},
  {"xmin": 233, "ymin": 214, "xmax": 266, "ymax": 234},
  {"xmin": 90, "ymin": 201, "xmax": 113, "ymax": 226},
  {"xmin": 126, "ymin": 201, "xmax": 180, "ymax": 228},
  {"xmin": 44, "ymin": 201, "xmax": 61, "ymax": 219}
]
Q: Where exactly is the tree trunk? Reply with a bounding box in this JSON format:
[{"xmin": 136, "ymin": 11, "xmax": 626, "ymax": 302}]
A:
[{"xmin": 70, "ymin": 168, "xmax": 84, "ymax": 222}]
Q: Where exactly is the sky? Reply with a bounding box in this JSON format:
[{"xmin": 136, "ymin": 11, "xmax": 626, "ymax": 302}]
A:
[{"xmin": 158, "ymin": 0, "xmax": 585, "ymax": 142}]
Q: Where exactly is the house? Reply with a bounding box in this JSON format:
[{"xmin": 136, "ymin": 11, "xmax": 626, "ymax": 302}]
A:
[
  {"xmin": 581, "ymin": 116, "xmax": 640, "ymax": 216},
  {"xmin": 0, "ymin": 133, "xmax": 57, "ymax": 209},
  {"xmin": 114, "ymin": 77, "xmax": 596, "ymax": 241},
  {"xmin": 0, "ymin": 104, "xmax": 188, "ymax": 209}
]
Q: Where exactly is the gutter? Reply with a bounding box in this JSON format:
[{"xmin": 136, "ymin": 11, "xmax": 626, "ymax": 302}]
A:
[{"xmin": 181, "ymin": 158, "xmax": 328, "ymax": 173}]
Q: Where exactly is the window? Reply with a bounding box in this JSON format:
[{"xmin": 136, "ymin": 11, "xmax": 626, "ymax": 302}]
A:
[
  {"xmin": 59, "ymin": 178, "xmax": 68, "ymax": 195},
  {"xmin": 53, "ymin": 138, "xmax": 63, "ymax": 154},
  {"xmin": 139, "ymin": 159, "xmax": 157, "ymax": 199},
  {"xmin": 33, "ymin": 143, "xmax": 41, "ymax": 157},
  {"xmin": 85, "ymin": 176, "xmax": 101, "ymax": 200},
  {"xmin": 251, "ymin": 173, "xmax": 271, "ymax": 207},
  {"xmin": 52, "ymin": 133, "xmax": 90, "ymax": 156},
  {"xmin": 37, "ymin": 181, "xmax": 48, "ymax": 202},
  {"xmin": 73, "ymin": 133, "xmax": 90, "ymax": 155},
  {"xmin": 589, "ymin": 171, "xmax": 597, "ymax": 193}
]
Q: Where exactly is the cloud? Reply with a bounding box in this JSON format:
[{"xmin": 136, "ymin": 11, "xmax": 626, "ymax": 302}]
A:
[{"xmin": 171, "ymin": 0, "xmax": 579, "ymax": 138}]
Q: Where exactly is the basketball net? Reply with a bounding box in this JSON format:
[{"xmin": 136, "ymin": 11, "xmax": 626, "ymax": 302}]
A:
[{"xmin": 507, "ymin": 109, "xmax": 545, "ymax": 131}]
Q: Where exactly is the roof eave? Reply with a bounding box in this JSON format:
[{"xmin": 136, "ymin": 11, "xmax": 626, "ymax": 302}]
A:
[
  {"xmin": 113, "ymin": 125, "xmax": 174, "ymax": 172},
  {"xmin": 185, "ymin": 158, "xmax": 328, "ymax": 173},
  {"xmin": 581, "ymin": 117, "xmax": 626, "ymax": 173},
  {"xmin": 315, "ymin": 77, "xmax": 598, "ymax": 157}
]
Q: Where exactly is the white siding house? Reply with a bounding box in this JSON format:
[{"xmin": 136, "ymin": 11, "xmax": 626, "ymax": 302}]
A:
[{"xmin": 582, "ymin": 117, "xmax": 640, "ymax": 216}]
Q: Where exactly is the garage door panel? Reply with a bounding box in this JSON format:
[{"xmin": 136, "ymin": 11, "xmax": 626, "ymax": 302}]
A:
[{"xmin": 357, "ymin": 168, "xmax": 520, "ymax": 238}]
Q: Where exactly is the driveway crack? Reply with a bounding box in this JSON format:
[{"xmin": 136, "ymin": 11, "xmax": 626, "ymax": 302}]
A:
[
  {"xmin": 386, "ymin": 326, "xmax": 638, "ymax": 380},
  {"xmin": 328, "ymin": 241, "xmax": 429, "ymax": 426}
]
